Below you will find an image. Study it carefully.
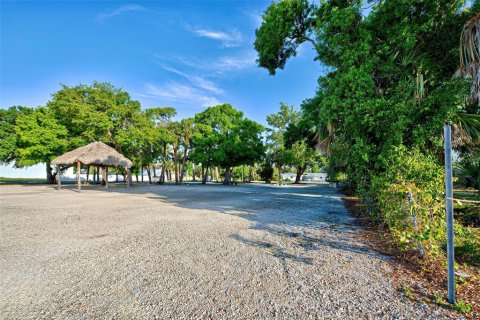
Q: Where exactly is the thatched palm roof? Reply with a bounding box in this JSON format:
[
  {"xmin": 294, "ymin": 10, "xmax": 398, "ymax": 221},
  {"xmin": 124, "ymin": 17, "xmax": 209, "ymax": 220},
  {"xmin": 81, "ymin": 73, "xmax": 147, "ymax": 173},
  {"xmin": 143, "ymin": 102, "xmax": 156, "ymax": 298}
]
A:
[{"xmin": 52, "ymin": 141, "xmax": 133, "ymax": 168}]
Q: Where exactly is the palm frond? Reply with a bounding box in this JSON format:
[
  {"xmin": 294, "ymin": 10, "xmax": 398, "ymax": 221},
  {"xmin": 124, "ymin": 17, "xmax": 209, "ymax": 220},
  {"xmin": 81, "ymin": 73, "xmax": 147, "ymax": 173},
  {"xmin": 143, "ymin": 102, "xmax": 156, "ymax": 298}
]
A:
[
  {"xmin": 315, "ymin": 120, "xmax": 335, "ymax": 156},
  {"xmin": 455, "ymin": 13, "xmax": 480, "ymax": 106},
  {"xmin": 452, "ymin": 113, "xmax": 480, "ymax": 152}
]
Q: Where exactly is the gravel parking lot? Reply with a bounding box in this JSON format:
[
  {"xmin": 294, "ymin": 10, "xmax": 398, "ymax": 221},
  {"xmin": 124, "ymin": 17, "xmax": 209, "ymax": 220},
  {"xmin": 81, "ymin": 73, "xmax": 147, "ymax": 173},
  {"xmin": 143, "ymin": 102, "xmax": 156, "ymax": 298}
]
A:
[{"xmin": 0, "ymin": 183, "xmax": 455, "ymax": 319}]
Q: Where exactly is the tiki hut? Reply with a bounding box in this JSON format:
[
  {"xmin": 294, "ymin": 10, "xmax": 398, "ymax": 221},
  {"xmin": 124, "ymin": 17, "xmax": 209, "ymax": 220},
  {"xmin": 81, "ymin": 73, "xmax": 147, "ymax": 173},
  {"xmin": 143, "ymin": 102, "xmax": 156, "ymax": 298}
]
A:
[{"xmin": 52, "ymin": 141, "xmax": 133, "ymax": 191}]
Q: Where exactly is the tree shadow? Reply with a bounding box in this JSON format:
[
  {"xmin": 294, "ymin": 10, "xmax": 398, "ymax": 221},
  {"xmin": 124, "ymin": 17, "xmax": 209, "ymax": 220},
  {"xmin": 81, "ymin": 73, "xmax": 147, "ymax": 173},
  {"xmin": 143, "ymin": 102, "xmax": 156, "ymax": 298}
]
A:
[
  {"xmin": 229, "ymin": 233, "xmax": 313, "ymax": 265},
  {"xmin": 32, "ymin": 182, "xmax": 389, "ymax": 263}
]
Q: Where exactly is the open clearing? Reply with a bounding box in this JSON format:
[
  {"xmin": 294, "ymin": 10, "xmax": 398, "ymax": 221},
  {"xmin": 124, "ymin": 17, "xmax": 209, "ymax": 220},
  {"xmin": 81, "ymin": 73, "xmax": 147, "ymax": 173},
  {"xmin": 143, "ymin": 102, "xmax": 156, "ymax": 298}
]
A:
[{"xmin": 0, "ymin": 183, "xmax": 454, "ymax": 319}]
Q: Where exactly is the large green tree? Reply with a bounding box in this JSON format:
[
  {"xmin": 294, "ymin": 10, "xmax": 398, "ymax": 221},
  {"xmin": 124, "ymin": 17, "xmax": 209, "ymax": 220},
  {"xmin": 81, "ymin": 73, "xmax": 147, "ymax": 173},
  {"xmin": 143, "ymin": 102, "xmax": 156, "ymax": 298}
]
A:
[
  {"xmin": 192, "ymin": 104, "xmax": 265, "ymax": 185},
  {"xmin": 47, "ymin": 82, "xmax": 142, "ymax": 153},
  {"xmin": 15, "ymin": 107, "xmax": 68, "ymax": 183},
  {"xmin": 266, "ymin": 103, "xmax": 299, "ymax": 184},
  {"xmin": 256, "ymin": 0, "xmax": 479, "ymax": 193},
  {"xmin": 0, "ymin": 106, "xmax": 33, "ymax": 164},
  {"xmin": 145, "ymin": 107, "xmax": 177, "ymax": 184}
]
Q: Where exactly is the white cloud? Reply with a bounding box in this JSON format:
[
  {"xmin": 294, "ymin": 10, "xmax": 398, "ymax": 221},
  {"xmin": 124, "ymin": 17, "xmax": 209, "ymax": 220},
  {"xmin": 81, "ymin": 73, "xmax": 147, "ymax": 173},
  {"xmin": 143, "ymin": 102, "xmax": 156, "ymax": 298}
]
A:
[
  {"xmin": 192, "ymin": 28, "xmax": 242, "ymax": 48},
  {"xmin": 96, "ymin": 4, "xmax": 146, "ymax": 21},
  {"xmin": 159, "ymin": 65, "xmax": 223, "ymax": 94},
  {"xmin": 242, "ymin": 10, "xmax": 263, "ymax": 28},
  {"xmin": 143, "ymin": 82, "xmax": 221, "ymax": 108},
  {"xmin": 152, "ymin": 51, "xmax": 257, "ymax": 75},
  {"xmin": 213, "ymin": 55, "xmax": 256, "ymax": 72}
]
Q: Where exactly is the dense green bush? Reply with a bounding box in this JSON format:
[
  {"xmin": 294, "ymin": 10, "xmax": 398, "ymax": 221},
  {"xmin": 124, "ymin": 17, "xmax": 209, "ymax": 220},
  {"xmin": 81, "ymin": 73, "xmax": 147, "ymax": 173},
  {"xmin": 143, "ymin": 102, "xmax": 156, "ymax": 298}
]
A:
[
  {"xmin": 451, "ymin": 224, "xmax": 480, "ymax": 266},
  {"xmin": 371, "ymin": 147, "xmax": 445, "ymax": 254},
  {"xmin": 455, "ymin": 155, "xmax": 480, "ymax": 191},
  {"xmin": 371, "ymin": 147, "xmax": 480, "ymax": 264},
  {"xmin": 259, "ymin": 162, "xmax": 274, "ymax": 183}
]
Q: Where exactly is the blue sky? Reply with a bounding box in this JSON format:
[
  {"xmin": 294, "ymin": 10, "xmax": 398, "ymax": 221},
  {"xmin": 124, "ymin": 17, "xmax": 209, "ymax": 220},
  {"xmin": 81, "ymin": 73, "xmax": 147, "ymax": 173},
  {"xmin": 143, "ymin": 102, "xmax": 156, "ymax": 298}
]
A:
[{"xmin": 0, "ymin": 1, "xmax": 323, "ymax": 125}]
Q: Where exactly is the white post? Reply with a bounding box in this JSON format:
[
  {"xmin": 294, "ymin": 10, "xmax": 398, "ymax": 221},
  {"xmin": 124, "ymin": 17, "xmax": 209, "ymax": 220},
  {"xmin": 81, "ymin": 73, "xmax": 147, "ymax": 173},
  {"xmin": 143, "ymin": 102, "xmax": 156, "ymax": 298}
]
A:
[{"xmin": 444, "ymin": 123, "xmax": 455, "ymax": 304}]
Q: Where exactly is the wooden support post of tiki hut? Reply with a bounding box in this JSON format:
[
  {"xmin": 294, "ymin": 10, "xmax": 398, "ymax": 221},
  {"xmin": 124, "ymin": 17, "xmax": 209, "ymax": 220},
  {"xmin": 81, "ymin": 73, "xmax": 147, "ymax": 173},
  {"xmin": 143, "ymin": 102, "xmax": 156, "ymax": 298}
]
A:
[
  {"xmin": 57, "ymin": 164, "xmax": 61, "ymax": 190},
  {"xmin": 77, "ymin": 161, "xmax": 81, "ymax": 192},
  {"xmin": 52, "ymin": 141, "xmax": 133, "ymax": 192},
  {"xmin": 105, "ymin": 166, "xmax": 109, "ymax": 189},
  {"xmin": 126, "ymin": 167, "xmax": 130, "ymax": 188}
]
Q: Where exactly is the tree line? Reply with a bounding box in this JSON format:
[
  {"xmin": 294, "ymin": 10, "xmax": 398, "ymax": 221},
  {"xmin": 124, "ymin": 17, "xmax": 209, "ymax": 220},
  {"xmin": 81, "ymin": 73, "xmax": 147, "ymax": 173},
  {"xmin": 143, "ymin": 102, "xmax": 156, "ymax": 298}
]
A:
[
  {"xmin": 254, "ymin": 0, "xmax": 480, "ymax": 261},
  {"xmin": 0, "ymin": 82, "xmax": 325, "ymax": 185}
]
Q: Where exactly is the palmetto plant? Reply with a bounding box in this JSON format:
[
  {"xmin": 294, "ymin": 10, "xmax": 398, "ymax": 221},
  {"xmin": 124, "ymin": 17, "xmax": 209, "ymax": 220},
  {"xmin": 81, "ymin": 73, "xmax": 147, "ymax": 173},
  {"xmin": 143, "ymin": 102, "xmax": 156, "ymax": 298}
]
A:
[
  {"xmin": 453, "ymin": 13, "xmax": 480, "ymax": 151},
  {"xmin": 315, "ymin": 120, "xmax": 335, "ymax": 156},
  {"xmin": 454, "ymin": 154, "xmax": 480, "ymax": 191},
  {"xmin": 455, "ymin": 13, "xmax": 480, "ymax": 107}
]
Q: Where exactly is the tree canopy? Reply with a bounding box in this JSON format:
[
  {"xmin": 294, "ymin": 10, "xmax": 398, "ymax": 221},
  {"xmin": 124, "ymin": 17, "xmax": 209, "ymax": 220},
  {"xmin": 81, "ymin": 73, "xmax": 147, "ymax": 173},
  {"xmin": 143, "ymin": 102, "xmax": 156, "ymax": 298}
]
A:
[
  {"xmin": 192, "ymin": 104, "xmax": 265, "ymax": 184},
  {"xmin": 255, "ymin": 0, "xmax": 480, "ymax": 257}
]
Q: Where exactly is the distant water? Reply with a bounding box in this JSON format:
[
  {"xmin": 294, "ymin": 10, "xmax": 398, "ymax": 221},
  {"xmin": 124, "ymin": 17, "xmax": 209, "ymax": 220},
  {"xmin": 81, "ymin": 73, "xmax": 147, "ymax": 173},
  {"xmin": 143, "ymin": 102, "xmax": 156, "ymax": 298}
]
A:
[{"xmin": 0, "ymin": 163, "xmax": 46, "ymax": 178}]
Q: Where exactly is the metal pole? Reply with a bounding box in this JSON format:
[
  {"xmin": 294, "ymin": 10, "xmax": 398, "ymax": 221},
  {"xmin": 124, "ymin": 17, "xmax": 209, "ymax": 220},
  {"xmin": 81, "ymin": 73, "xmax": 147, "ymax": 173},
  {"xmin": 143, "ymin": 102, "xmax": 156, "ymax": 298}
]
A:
[{"xmin": 444, "ymin": 123, "xmax": 455, "ymax": 304}]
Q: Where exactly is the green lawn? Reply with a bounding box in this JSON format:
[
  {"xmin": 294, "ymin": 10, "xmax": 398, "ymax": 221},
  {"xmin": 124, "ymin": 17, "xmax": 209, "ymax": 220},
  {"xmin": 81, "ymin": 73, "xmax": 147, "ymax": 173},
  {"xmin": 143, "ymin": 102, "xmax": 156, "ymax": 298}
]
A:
[{"xmin": 0, "ymin": 177, "xmax": 46, "ymax": 184}]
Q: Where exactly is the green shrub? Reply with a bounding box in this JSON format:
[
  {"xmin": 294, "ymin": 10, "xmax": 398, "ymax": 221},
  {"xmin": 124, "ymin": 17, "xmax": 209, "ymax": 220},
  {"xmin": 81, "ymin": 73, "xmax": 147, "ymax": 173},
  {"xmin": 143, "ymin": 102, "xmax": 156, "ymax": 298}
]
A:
[
  {"xmin": 452, "ymin": 224, "xmax": 480, "ymax": 266},
  {"xmin": 259, "ymin": 162, "xmax": 274, "ymax": 183},
  {"xmin": 455, "ymin": 155, "xmax": 480, "ymax": 191},
  {"xmin": 371, "ymin": 147, "xmax": 445, "ymax": 255},
  {"xmin": 371, "ymin": 147, "xmax": 480, "ymax": 265}
]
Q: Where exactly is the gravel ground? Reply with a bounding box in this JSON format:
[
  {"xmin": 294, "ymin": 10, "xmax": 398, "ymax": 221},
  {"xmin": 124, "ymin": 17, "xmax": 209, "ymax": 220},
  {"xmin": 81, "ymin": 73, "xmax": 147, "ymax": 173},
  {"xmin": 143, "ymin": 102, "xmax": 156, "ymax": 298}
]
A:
[{"xmin": 0, "ymin": 183, "xmax": 457, "ymax": 319}]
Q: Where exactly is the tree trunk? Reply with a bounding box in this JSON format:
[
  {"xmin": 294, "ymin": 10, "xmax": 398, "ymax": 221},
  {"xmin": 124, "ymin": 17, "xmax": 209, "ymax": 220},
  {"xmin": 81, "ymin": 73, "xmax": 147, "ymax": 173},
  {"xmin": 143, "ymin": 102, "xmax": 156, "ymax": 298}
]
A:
[
  {"xmin": 101, "ymin": 167, "xmax": 106, "ymax": 186},
  {"xmin": 277, "ymin": 164, "xmax": 282, "ymax": 186},
  {"xmin": 147, "ymin": 164, "xmax": 152, "ymax": 184},
  {"xmin": 249, "ymin": 166, "xmax": 253, "ymax": 182},
  {"xmin": 294, "ymin": 164, "xmax": 307, "ymax": 184},
  {"xmin": 116, "ymin": 171, "xmax": 119, "ymax": 182},
  {"xmin": 223, "ymin": 167, "xmax": 232, "ymax": 185},
  {"xmin": 136, "ymin": 171, "xmax": 139, "ymax": 182},
  {"xmin": 179, "ymin": 146, "xmax": 187, "ymax": 184},
  {"xmin": 294, "ymin": 165, "xmax": 303, "ymax": 184},
  {"xmin": 141, "ymin": 165, "xmax": 144, "ymax": 182},
  {"xmin": 159, "ymin": 143, "xmax": 167, "ymax": 184},
  {"xmin": 127, "ymin": 168, "xmax": 133, "ymax": 186},
  {"xmin": 46, "ymin": 161, "xmax": 55, "ymax": 184},
  {"xmin": 192, "ymin": 163, "xmax": 196, "ymax": 181},
  {"xmin": 215, "ymin": 167, "xmax": 220, "ymax": 182},
  {"xmin": 173, "ymin": 146, "xmax": 179, "ymax": 185},
  {"xmin": 153, "ymin": 164, "xmax": 157, "ymax": 177},
  {"xmin": 242, "ymin": 166, "xmax": 245, "ymax": 182},
  {"xmin": 159, "ymin": 165, "xmax": 165, "ymax": 184},
  {"xmin": 201, "ymin": 163, "xmax": 209, "ymax": 184}
]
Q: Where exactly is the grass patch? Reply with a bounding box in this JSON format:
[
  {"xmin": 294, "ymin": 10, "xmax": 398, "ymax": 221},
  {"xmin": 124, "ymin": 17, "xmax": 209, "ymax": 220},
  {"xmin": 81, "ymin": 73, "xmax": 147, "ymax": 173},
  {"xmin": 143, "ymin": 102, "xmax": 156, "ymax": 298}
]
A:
[
  {"xmin": 454, "ymin": 189, "xmax": 480, "ymax": 201},
  {"xmin": 0, "ymin": 177, "xmax": 46, "ymax": 184}
]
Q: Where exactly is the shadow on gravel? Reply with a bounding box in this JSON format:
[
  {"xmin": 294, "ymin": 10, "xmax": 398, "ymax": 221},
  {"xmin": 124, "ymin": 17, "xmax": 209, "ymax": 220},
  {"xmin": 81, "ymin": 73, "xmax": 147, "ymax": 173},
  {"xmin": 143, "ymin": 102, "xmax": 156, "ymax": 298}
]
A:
[
  {"xmin": 39, "ymin": 182, "xmax": 383, "ymax": 261},
  {"xmin": 230, "ymin": 234, "xmax": 313, "ymax": 265},
  {"xmin": 265, "ymin": 228, "xmax": 384, "ymax": 259}
]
